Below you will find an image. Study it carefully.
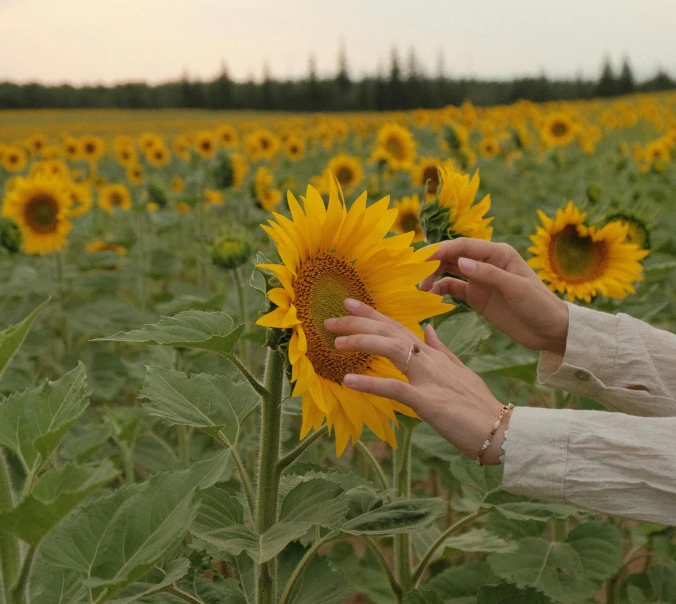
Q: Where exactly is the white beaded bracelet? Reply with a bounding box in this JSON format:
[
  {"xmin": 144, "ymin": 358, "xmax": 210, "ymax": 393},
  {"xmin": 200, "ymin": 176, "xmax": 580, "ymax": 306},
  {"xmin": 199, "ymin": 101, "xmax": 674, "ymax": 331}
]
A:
[{"xmin": 475, "ymin": 403, "xmax": 514, "ymax": 466}]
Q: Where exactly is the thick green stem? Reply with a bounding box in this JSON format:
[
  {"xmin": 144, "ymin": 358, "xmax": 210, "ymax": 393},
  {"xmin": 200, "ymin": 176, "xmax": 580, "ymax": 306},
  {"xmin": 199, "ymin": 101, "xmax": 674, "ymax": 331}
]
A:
[
  {"xmin": 412, "ymin": 508, "xmax": 489, "ymax": 585},
  {"xmin": 256, "ymin": 348, "xmax": 285, "ymax": 604},
  {"xmin": 161, "ymin": 586, "xmax": 203, "ymax": 604},
  {"xmin": 224, "ymin": 354, "xmax": 269, "ymax": 399},
  {"xmin": 277, "ymin": 425, "xmax": 328, "ymax": 473},
  {"xmin": 362, "ymin": 536, "xmax": 403, "ymax": 603},
  {"xmin": 393, "ymin": 424, "xmax": 414, "ymax": 595},
  {"xmin": 10, "ymin": 544, "xmax": 35, "ymax": 604},
  {"xmin": 177, "ymin": 426, "xmax": 191, "ymax": 467},
  {"xmin": 354, "ymin": 440, "xmax": 389, "ymax": 490},
  {"xmin": 233, "ymin": 267, "xmax": 250, "ymax": 367},
  {"xmin": 279, "ymin": 531, "xmax": 341, "ymax": 604},
  {"xmin": 0, "ymin": 450, "xmax": 20, "ymax": 603}
]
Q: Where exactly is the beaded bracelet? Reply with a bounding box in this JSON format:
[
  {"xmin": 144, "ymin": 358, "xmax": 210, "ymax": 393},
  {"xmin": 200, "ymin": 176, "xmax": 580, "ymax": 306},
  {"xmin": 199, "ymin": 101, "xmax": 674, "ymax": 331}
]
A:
[{"xmin": 475, "ymin": 403, "xmax": 514, "ymax": 466}]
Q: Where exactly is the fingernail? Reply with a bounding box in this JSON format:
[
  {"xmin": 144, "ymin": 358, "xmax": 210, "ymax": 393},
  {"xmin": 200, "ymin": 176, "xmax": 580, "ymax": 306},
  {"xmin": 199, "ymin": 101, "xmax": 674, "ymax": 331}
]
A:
[
  {"xmin": 344, "ymin": 298, "xmax": 360, "ymax": 311},
  {"xmin": 458, "ymin": 257, "xmax": 477, "ymax": 273},
  {"xmin": 324, "ymin": 317, "xmax": 336, "ymax": 327},
  {"xmin": 334, "ymin": 336, "xmax": 346, "ymax": 347},
  {"xmin": 343, "ymin": 374, "xmax": 358, "ymax": 387}
]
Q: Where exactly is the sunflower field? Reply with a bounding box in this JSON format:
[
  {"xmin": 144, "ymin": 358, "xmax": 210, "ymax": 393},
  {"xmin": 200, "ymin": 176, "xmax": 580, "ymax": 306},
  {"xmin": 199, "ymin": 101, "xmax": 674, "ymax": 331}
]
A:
[{"xmin": 1, "ymin": 92, "xmax": 676, "ymax": 604}]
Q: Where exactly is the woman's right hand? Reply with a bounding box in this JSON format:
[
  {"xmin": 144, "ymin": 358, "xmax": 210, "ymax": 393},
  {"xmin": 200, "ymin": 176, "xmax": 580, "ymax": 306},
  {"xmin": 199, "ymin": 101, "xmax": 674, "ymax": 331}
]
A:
[{"xmin": 420, "ymin": 238, "xmax": 569, "ymax": 356}]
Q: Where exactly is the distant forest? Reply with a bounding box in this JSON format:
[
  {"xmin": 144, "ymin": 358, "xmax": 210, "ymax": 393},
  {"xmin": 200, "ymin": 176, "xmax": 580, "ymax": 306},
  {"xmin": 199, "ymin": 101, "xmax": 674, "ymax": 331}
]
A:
[{"xmin": 1, "ymin": 53, "xmax": 674, "ymax": 111}]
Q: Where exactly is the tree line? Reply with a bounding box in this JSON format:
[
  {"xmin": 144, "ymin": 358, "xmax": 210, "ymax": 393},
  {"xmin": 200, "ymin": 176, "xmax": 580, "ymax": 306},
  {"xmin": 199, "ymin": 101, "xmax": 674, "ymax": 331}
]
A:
[{"xmin": 0, "ymin": 54, "xmax": 673, "ymax": 111}]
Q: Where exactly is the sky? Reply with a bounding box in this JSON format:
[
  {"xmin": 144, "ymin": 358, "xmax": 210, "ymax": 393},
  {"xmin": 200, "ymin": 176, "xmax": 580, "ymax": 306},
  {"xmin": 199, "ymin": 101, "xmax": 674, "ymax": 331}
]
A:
[{"xmin": 1, "ymin": 0, "xmax": 675, "ymax": 85}]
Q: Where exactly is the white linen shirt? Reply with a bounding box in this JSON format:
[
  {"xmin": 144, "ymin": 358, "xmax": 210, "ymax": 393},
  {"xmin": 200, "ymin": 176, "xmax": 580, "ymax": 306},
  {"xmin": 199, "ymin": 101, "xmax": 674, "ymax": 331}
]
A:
[{"xmin": 502, "ymin": 302, "xmax": 676, "ymax": 525}]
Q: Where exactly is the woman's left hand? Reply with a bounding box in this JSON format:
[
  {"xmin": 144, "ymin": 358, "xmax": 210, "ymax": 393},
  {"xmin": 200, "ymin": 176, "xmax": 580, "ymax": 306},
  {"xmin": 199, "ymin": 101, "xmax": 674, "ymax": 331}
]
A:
[{"xmin": 324, "ymin": 298, "xmax": 511, "ymax": 464}]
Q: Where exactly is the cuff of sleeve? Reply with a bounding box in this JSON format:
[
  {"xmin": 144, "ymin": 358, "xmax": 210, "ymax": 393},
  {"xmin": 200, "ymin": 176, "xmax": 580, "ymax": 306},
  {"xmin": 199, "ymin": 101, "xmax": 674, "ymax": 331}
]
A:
[
  {"xmin": 537, "ymin": 303, "xmax": 618, "ymax": 398},
  {"xmin": 502, "ymin": 407, "xmax": 574, "ymax": 503}
]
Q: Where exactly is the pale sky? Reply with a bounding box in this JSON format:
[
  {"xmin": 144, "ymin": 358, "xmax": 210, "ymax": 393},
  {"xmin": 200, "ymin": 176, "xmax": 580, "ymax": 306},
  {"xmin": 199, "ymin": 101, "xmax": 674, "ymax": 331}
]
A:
[{"xmin": 1, "ymin": 0, "xmax": 675, "ymax": 85}]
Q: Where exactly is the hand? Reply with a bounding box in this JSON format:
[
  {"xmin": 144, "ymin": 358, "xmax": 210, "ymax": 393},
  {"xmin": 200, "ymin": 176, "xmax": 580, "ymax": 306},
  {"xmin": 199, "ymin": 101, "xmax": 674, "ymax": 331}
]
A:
[
  {"xmin": 419, "ymin": 238, "xmax": 569, "ymax": 356},
  {"xmin": 324, "ymin": 299, "xmax": 511, "ymax": 465}
]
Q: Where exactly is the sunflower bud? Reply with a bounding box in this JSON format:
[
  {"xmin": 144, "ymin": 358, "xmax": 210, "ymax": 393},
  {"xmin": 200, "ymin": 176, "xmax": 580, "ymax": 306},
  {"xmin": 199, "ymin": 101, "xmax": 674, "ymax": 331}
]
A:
[
  {"xmin": 211, "ymin": 151, "xmax": 234, "ymax": 189},
  {"xmin": 211, "ymin": 233, "xmax": 252, "ymax": 271},
  {"xmin": 147, "ymin": 181, "xmax": 169, "ymax": 209},
  {"xmin": 0, "ymin": 217, "xmax": 22, "ymax": 255},
  {"xmin": 586, "ymin": 183, "xmax": 602, "ymax": 204}
]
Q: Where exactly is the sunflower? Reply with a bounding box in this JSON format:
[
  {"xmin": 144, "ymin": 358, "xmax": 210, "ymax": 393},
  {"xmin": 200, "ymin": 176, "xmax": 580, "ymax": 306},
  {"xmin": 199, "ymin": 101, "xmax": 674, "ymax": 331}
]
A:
[
  {"xmin": 283, "ymin": 136, "xmax": 306, "ymax": 162},
  {"xmin": 98, "ymin": 183, "xmax": 132, "ymax": 213},
  {"xmin": 171, "ymin": 175, "xmax": 185, "ymax": 193},
  {"xmin": 478, "ymin": 136, "xmax": 501, "ymax": 158},
  {"xmin": 146, "ymin": 145, "xmax": 171, "ymax": 168},
  {"xmin": 195, "ymin": 131, "xmax": 217, "ymax": 159},
  {"xmin": 26, "ymin": 134, "xmax": 47, "ymax": 155},
  {"xmin": 139, "ymin": 132, "xmax": 162, "ymax": 153},
  {"xmin": 204, "ymin": 188, "xmax": 225, "ymax": 207},
  {"xmin": 231, "ymin": 153, "xmax": 249, "ymax": 189},
  {"xmin": 245, "ymin": 129, "xmax": 281, "ymax": 161},
  {"xmin": 528, "ymin": 202, "xmax": 649, "ymax": 303},
  {"xmin": 115, "ymin": 145, "xmax": 137, "ymax": 168},
  {"xmin": 216, "ymin": 124, "xmax": 239, "ymax": 149},
  {"xmin": 540, "ymin": 112, "xmax": 577, "ymax": 147},
  {"xmin": 66, "ymin": 182, "xmax": 93, "ymax": 217},
  {"xmin": 393, "ymin": 195, "xmax": 424, "ymax": 242},
  {"xmin": 254, "ymin": 166, "xmax": 281, "ymax": 211},
  {"xmin": 327, "ymin": 154, "xmax": 363, "ymax": 189},
  {"xmin": 437, "ymin": 166, "xmax": 493, "ymax": 240},
  {"xmin": 63, "ymin": 137, "xmax": 81, "ymax": 161},
  {"xmin": 126, "ymin": 164, "xmax": 144, "ymax": 185},
  {"xmin": 256, "ymin": 177, "xmax": 452, "ymax": 455},
  {"xmin": 80, "ymin": 136, "xmax": 106, "ymax": 162},
  {"xmin": 1, "ymin": 176, "xmax": 72, "ymax": 255},
  {"xmin": 374, "ymin": 123, "xmax": 417, "ymax": 171},
  {"xmin": 2, "ymin": 146, "xmax": 27, "ymax": 173},
  {"xmin": 411, "ymin": 157, "xmax": 454, "ymax": 198},
  {"xmin": 86, "ymin": 239, "xmax": 127, "ymax": 255},
  {"xmin": 605, "ymin": 213, "xmax": 651, "ymax": 250},
  {"xmin": 172, "ymin": 135, "xmax": 191, "ymax": 161}
]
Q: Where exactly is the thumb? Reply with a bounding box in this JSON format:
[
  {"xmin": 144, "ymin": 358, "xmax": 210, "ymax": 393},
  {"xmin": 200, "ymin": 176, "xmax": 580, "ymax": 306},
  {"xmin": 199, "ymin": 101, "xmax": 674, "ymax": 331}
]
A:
[
  {"xmin": 423, "ymin": 324, "xmax": 463, "ymax": 366},
  {"xmin": 457, "ymin": 257, "xmax": 523, "ymax": 300}
]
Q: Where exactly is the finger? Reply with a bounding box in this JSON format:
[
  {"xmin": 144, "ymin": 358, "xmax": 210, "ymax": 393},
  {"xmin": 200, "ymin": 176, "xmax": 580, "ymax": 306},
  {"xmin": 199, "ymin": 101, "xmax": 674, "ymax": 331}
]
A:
[
  {"xmin": 334, "ymin": 334, "xmax": 415, "ymax": 372},
  {"xmin": 343, "ymin": 374, "xmax": 420, "ymax": 411},
  {"xmin": 423, "ymin": 324, "xmax": 464, "ymax": 366},
  {"xmin": 324, "ymin": 315, "xmax": 401, "ymax": 338},
  {"xmin": 343, "ymin": 298, "xmax": 402, "ymax": 328},
  {"xmin": 457, "ymin": 257, "xmax": 528, "ymax": 303},
  {"xmin": 429, "ymin": 276, "xmax": 468, "ymax": 300},
  {"xmin": 427, "ymin": 238, "xmax": 525, "ymax": 273}
]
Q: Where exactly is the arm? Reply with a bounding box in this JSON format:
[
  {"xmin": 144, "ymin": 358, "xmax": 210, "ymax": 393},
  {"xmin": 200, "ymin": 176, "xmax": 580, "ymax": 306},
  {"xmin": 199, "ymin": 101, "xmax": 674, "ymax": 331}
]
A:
[
  {"xmin": 538, "ymin": 303, "xmax": 676, "ymax": 417},
  {"xmin": 503, "ymin": 406, "xmax": 676, "ymax": 525}
]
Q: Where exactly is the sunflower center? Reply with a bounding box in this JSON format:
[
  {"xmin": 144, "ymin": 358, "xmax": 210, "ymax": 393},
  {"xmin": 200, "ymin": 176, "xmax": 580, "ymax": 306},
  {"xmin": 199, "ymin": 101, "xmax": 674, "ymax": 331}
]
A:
[
  {"xmin": 550, "ymin": 225, "xmax": 607, "ymax": 282},
  {"xmin": 85, "ymin": 143, "xmax": 95, "ymax": 154},
  {"xmin": 110, "ymin": 192, "xmax": 123, "ymax": 206},
  {"xmin": 293, "ymin": 252, "xmax": 374, "ymax": 383},
  {"xmin": 261, "ymin": 138, "xmax": 270, "ymax": 150},
  {"xmin": 25, "ymin": 194, "xmax": 59, "ymax": 233},
  {"xmin": 335, "ymin": 166, "xmax": 354, "ymax": 186},
  {"xmin": 385, "ymin": 137, "xmax": 404, "ymax": 160},
  {"xmin": 551, "ymin": 121, "xmax": 569, "ymax": 137},
  {"xmin": 400, "ymin": 211, "xmax": 420, "ymax": 233}
]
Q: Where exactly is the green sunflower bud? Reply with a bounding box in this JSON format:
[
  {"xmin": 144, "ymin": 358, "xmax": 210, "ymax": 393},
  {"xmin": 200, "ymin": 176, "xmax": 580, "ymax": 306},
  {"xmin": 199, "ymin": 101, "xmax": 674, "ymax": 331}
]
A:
[
  {"xmin": 211, "ymin": 151, "xmax": 235, "ymax": 189},
  {"xmin": 211, "ymin": 233, "xmax": 252, "ymax": 271},
  {"xmin": 147, "ymin": 181, "xmax": 169, "ymax": 208},
  {"xmin": 0, "ymin": 217, "xmax": 22, "ymax": 255},
  {"xmin": 586, "ymin": 183, "xmax": 602, "ymax": 204}
]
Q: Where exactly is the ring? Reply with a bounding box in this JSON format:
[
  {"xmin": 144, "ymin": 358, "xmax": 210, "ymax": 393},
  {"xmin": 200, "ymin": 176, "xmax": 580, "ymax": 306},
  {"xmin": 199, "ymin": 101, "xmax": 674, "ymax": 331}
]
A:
[{"xmin": 403, "ymin": 344, "xmax": 414, "ymax": 373}]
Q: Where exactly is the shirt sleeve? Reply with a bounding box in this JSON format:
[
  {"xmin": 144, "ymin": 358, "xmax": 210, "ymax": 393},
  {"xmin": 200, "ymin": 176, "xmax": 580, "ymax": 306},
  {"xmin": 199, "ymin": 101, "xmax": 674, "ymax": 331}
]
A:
[
  {"xmin": 502, "ymin": 406, "xmax": 676, "ymax": 524},
  {"xmin": 537, "ymin": 303, "xmax": 676, "ymax": 417}
]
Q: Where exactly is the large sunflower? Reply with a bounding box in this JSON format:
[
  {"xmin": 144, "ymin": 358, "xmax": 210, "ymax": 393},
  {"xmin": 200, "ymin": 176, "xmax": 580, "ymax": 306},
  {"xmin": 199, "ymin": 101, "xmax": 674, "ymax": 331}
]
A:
[
  {"xmin": 1, "ymin": 176, "xmax": 72, "ymax": 255},
  {"xmin": 437, "ymin": 166, "xmax": 493, "ymax": 240},
  {"xmin": 256, "ymin": 177, "xmax": 452, "ymax": 455},
  {"xmin": 528, "ymin": 201, "xmax": 649, "ymax": 303}
]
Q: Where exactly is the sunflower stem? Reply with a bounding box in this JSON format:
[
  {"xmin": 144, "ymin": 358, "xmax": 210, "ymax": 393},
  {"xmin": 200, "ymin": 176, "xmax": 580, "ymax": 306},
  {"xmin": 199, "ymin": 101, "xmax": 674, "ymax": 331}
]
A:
[
  {"xmin": 362, "ymin": 536, "xmax": 404, "ymax": 603},
  {"xmin": 277, "ymin": 425, "xmax": 328, "ymax": 473},
  {"xmin": 135, "ymin": 211, "xmax": 150, "ymax": 311},
  {"xmin": 0, "ymin": 449, "xmax": 20, "ymax": 604},
  {"xmin": 393, "ymin": 423, "xmax": 414, "ymax": 595},
  {"xmin": 9, "ymin": 544, "xmax": 35, "ymax": 604},
  {"xmin": 233, "ymin": 266, "xmax": 250, "ymax": 367},
  {"xmin": 354, "ymin": 440, "xmax": 389, "ymax": 490},
  {"xmin": 256, "ymin": 347, "xmax": 285, "ymax": 604}
]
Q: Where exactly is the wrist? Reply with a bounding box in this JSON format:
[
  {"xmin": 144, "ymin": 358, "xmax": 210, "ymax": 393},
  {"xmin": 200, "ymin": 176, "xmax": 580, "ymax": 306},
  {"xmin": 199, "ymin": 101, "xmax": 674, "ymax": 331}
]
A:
[
  {"xmin": 542, "ymin": 298, "xmax": 569, "ymax": 356},
  {"xmin": 476, "ymin": 404, "xmax": 513, "ymax": 466}
]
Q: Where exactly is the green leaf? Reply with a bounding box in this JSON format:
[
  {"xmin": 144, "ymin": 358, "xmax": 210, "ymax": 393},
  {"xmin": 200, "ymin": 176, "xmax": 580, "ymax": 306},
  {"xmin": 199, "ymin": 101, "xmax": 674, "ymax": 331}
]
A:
[
  {"xmin": 468, "ymin": 350, "xmax": 538, "ymax": 383},
  {"xmin": 0, "ymin": 461, "xmax": 118, "ymax": 544},
  {"xmin": 404, "ymin": 589, "xmax": 445, "ymax": 604},
  {"xmin": 435, "ymin": 312, "xmax": 492, "ymax": 358},
  {"xmin": 622, "ymin": 565, "xmax": 676, "ymax": 604},
  {"xmin": 412, "ymin": 423, "xmax": 462, "ymax": 463},
  {"xmin": 477, "ymin": 583, "xmax": 554, "ymax": 604},
  {"xmin": 487, "ymin": 522, "xmax": 622, "ymax": 604},
  {"xmin": 192, "ymin": 480, "xmax": 348, "ymax": 564},
  {"xmin": 493, "ymin": 502, "xmax": 588, "ymax": 522},
  {"xmin": 140, "ymin": 367, "xmax": 259, "ymax": 446},
  {"xmin": 98, "ymin": 310, "xmax": 244, "ymax": 356},
  {"xmin": 0, "ymin": 362, "xmax": 89, "ymax": 473},
  {"xmin": 29, "ymin": 562, "xmax": 87, "ymax": 604},
  {"xmin": 340, "ymin": 498, "xmax": 445, "ymax": 535},
  {"xmin": 39, "ymin": 452, "xmax": 227, "ymax": 600},
  {"xmin": 441, "ymin": 528, "xmax": 519, "ymax": 555},
  {"xmin": 187, "ymin": 577, "xmax": 249, "ymax": 604},
  {"xmin": 106, "ymin": 558, "xmax": 190, "ymax": 604},
  {"xmin": 0, "ymin": 298, "xmax": 48, "ymax": 381},
  {"xmin": 424, "ymin": 561, "xmax": 497, "ymax": 604}
]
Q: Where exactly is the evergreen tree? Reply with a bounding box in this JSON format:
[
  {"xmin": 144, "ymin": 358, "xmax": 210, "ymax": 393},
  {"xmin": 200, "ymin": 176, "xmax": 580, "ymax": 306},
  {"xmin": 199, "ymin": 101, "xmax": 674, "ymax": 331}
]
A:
[
  {"xmin": 597, "ymin": 57, "xmax": 617, "ymax": 97},
  {"xmin": 617, "ymin": 57, "xmax": 635, "ymax": 95}
]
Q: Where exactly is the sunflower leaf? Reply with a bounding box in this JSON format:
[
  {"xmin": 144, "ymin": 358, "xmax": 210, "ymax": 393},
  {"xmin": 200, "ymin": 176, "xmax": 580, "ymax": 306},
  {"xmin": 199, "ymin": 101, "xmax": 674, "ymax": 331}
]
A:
[
  {"xmin": 105, "ymin": 558, "xmax": 190, "ymax": 604},
  {"xmin": 0, "ymin": 362, "xmax": 89, "ymax": 474},
  {"xmin": 38, "ymin": 452, "xmax": 227, "ymax": 600},
  {"xmin": 139, "ymin": 367, "xmax": 259, "ymax": 447},
  {"xmin": 340, "ymin": 498, "xmax": 445, "ymax": 535},
  {"xmin": 435, "ymin": 312, "xmax": 492, "ymax": 359},
  {"xmin": 0, "ymin": 461, "xmax": 118, "ymax": 544},
  {"xmin": 0, "ymin": 298, "xmax": 48, "ymax": 381},
  {"xmin": 98, "ymin": 310, "xmax": 244, "ymax": 357}
]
